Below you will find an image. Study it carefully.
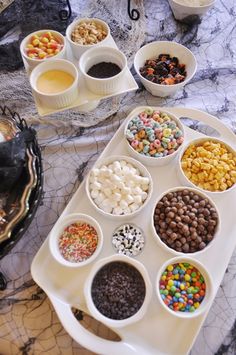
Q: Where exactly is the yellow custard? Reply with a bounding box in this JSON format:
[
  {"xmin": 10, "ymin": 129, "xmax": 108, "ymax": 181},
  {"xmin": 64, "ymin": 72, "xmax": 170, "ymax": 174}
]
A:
[{"xmin": 36, "ymin": 70, "xmax": 75, "ymax": 94}]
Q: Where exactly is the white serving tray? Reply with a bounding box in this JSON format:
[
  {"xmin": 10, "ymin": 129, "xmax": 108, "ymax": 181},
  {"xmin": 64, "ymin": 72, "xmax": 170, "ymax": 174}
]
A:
[
  {"xmin": 23, "ymin": 36, "xmax": 138, "ymax": 117},
  {"xmin": 31, "ymin": 107, "xmax": 236, "ymax": 355}
]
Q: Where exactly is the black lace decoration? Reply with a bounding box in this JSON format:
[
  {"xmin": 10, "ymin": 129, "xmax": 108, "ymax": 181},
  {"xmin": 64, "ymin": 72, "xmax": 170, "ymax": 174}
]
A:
[
  {"xmin": 59, "ymin": 0, "xmax": 72, "ymax": 21},
  {"xmin": 127, "ymin": 0, "xmax": 140, "ymax": 21}
]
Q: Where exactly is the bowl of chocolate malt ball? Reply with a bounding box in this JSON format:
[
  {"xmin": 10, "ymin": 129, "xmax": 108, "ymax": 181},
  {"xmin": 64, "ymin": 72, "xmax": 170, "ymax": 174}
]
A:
[
  {"xmin": 178, "ymin": 137, "xmax": 236, "ymax": 196},
  {"xmin": 152, "ymin": 187, "xmax": 220, "ymax": 255},
  {"xmin": 84, "ymin": 254, "xmax": 152, "ymax": 328},
  {"xmin": 66, "ymin": 18, "xmax": 111, "ymax": 59}
]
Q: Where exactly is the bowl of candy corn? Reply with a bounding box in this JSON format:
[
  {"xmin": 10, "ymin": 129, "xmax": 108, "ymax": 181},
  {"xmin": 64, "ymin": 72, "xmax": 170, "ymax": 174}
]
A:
[{"xmin": 20, "ymin": 29, "xmax": 66, "ymax": 71}]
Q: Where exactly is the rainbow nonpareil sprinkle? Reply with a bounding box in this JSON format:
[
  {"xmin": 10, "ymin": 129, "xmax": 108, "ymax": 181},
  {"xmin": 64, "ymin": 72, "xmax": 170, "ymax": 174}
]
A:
[{"xmin": 58, "ymin": 222, "xmax": 98, "ymax": 263}]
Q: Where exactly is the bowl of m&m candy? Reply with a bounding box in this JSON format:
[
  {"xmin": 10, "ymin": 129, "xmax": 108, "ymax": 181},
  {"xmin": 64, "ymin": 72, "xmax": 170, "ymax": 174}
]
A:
[
  {"xmin": 125, "ymin": 107, "xmax": 185, "ymax": 166},
  {"xmin": 20, "ymin": 29, "xmax": 66, "ymax": 71},
  {"xmin": 157, "ymin": 257, "xmax": 213, "ymax": 318}
]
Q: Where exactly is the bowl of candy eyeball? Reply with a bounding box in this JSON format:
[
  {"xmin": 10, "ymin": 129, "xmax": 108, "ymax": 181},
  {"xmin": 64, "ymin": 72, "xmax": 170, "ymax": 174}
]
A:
[
  {"xmin": 124, "ymin": 107, "xmax": 185, "ymax": 167},
  {"xmin": 49, "ymin": 213, "xmax": 103, "ymax": 268},
  {"xmin": 20, "ymin": 29, "xmax": 66, "ymax": 71},
  {"xmin": 156, "ymin": 256, "xmax": 214, "ymax": 318},
  {"xmin": 178, "ymin": 137, "xmax": 236, "ymax": 196},
  {"xmin": 151, "ymin": 187, "xmax": 220, "ymax": 255},
  {"xmin": 66, "ymin": 17, "xmax": 111, "ymax": 59},
  {"xmin": 168, "ymin": 0, "xmax": 215, "ymax": 21},
  {"xmin": 84, "ymin": 254, "xmax": 152, "ymax": 328},
  {"xmin": 133, "ymin": 41, "xmax": 197, "ymax": 97},
  {"xmin": 85, "ymin": 155, "xmax": 153, "ymax": 219}
]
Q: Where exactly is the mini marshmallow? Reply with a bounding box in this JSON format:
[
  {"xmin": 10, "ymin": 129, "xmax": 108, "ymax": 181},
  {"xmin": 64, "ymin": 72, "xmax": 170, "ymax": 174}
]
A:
[
  {"xmin": 141, "ymin": 191, "xmax": 148, "ymax": 201},
  {"xmin": 123, "ymin": 207, "xmax": 131, "ymax": 215},
  {"xmin": 104, "ymin": 188, "xmax": 112, "ymax": 197},
  {"xmin": 126, "ymin": 194, "xmax": 134, "ymax": 204},
  {"xmin": 130, "ymin": 203, "xmax": 140, "ymax": 212},
  {"xmin": 120, "ymin": 160, "xmax": 127, "ymax": 167},
  {"xmin": 141, "ymin": 177, "xmax": 150, "ymax": 185},
  {"xmin": 91, "ymin": 168, "xmax": 99, "ymax": 176},
  {"xmin": 96, "ymin": 192, "xmax": 105, "ymax": 203},
  {"xmin": 112, "ymin": 192, "xmax": 122, "ymax": 201},
  {"xmin": 91, "ymin": 189, "xmax": 99, "ymax": 199},
  {"xmin": 132, "ymin": 186, "xmax": 143, "ymax": 195},
  {"xmin": 119, "ymin": 199, "xmax": 128, "ymax": 209},
  {"xmin": 142, "ymin": 184, "xmax": 149, "ymax": 192},
  {"xmin": 113, "ymin": 206, "xmax": 123, "ymax": 215},
  {"xmin": 112, "ymin": 161, "xmax": 121, "ymax": 170},
  {"xmin": 122, "ymin": 186, "xmax": 131, "ymax": 195},
  {"xmin": 91, "ymin": 181, "xmax": 102, "ymax": 190},
  {"xmin": 111, "ymin": 174, "xmax": 122, "ymax": 183},
  {"xmin": 133, "ymin": 195, "xmax": 142, "ymax": 204},
  {"xmin": 102, "ymin": 205, "xmax": 113, "ymax": 213}
]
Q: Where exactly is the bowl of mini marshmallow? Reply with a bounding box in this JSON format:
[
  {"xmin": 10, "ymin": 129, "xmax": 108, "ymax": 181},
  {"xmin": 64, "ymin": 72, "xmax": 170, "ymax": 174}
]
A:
[
  {"xmin": 86, "ymin": 155, "xmax": 153, "ymax": 219},
  {"xmin": 168, "ymin": 0, "xmax": 215, "ymax": 21}
]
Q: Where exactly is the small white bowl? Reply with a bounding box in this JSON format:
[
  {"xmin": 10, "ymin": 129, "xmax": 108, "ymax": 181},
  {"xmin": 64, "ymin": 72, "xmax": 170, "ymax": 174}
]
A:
[
  {"xmin": 85, "ymin": 155, "xmax": 153, "ymax": 220},
  {"xmin": 66, "ymin": 17, "xmax": 111, "ymax": 59},
  {"xmin": 79, "ymin": 46, "xmax": 127, "ymax": 95},
  {"xmin": 49, "ymin": 213, "xmax": 103, "ymax": 268},
  {"xmin": 151, "ymin": 186, "xmax": 220, "ymax": 256},
  {"xmin": 178, "ymin": 137, "xmax": 236, "ymax": 196},
  {"xmin": 20, "ymin": 29, "xmax": 66, "ymax": 72},
  {"xmin": 30, "ymin": 59, "xmax": 79, "ymax": 109},
  {"xmin": 124, "ymin": 108, "xmax": 185, "ymax": 167},
  {"xmin": 134, "ymin": 41, "xmax": 197, "ymax": 97},
  {"xmin": 84, "ymin": 254, "xmax": 152, "ymax": 328},
  {"xmin": 156, "ymin": 256, "xmax": 214, "ymax": 318},
  {"xmin": 168, "ymin": 0, "xmax": 215, "ymax": 21}
]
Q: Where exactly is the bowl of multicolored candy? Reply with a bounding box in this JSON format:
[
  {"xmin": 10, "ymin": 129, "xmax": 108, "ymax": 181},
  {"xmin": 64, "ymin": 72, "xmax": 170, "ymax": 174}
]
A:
[
  {"xmin": 20, "ymin": 29, "xmax": 66, "ymax": 71},
  {"xmin": 156, "ymin": 256, "xmax": 213, "ymax": 318},
  {"xmin": 134, "ymin": 41, "xmax": 197, "ymax": 97},
  {"xmin": 49, "ymin": 213, "xmax": 103, "ymax": 268},
  {"xmin": 86, "ymin": 155, "xmax": 153, "ymax": 218},
  {"xmin": 125, "ymin": 108, "xmax": 185, "ymax": 166},
  {"xmin": 178, "ymin": 137, "xmax": 236, "ymax": 196}
]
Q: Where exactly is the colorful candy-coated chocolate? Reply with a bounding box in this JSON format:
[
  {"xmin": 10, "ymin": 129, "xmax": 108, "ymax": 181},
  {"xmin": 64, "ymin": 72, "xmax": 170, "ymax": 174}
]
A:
[{"xmin": 159, "ymin": 262, "xmax": 206, "ymax": 313}]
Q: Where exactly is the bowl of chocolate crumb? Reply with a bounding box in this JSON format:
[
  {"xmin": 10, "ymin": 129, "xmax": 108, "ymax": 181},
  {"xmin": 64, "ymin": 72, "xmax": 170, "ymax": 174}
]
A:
[
  {"xmin": 84, "ymin": 254, "xmax": 152, "ymax": 328},
  {"xmin": 151, "ymin": 187, "xmax": 220, "ymax": 255},
  {"xmin": 79, "ymin": 46, "xmax": 127, "ymax": 95}
]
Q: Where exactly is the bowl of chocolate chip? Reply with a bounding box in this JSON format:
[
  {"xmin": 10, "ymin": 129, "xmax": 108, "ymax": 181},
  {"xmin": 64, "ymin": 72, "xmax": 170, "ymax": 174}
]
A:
[
  {"xmin": 84, "ymin": 254, "xmax": 152, "ymax": 328},
  {"xmin": 152, "ymin": 187, "xmax": 220, "ymax": 255},
  {"xmin": 79, "ymin": 46, "xmax": 127, "ymax": 95},
  {"xmin": 66, "ymin": 18, "xmax": 111, "ymax": 59},
  {"xmin": 134, "ymin": 41, "xmax": 197, "ymax": 97}
]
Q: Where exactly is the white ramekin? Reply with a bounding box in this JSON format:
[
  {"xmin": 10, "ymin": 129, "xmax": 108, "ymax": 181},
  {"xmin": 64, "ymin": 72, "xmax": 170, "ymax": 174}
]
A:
[
  {"xmin": 79, "ymin": 46, "xmax": 127, "ymax": 95},
  {"xmin": 20, "ymin": 29, "xmax": 66, "ymax": 72},
  {"xmin": 66, "ymin": 17, "xmax": 111, "ymax": 60},
  {"xmin": 124, "ymin": 108, "xmax": 185, "ymax": 167},
  {"xmin": 134, "ymin": 41, "xmax": 197, "ymax": 98},
  {"xmin": 168, "ymin": 0, "xmax": 215, "ymax": 21},
  {"xmin": 156, "ymin": 256, "xmax": 214, "ymax": 318},
  {"xmin": 49, "ymin": 213, "xmax": 103, "ymax": 268},
  {"xmin": 29, "ymin": 59, "xmax": 79, "ymax": 109},
  {"xmin": 84, "ymin": 254, "xmax": 152, "ymax": 328}
]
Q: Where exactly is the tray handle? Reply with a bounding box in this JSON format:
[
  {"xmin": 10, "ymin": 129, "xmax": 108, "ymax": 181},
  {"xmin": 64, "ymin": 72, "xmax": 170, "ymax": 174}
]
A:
[
  {"xmin": 50, "ymin": 294, "xmax": 149, "ymax": 355},
  {"xmin": 171, "ymin": 107, "xmax": 236, "ymax": 145}
]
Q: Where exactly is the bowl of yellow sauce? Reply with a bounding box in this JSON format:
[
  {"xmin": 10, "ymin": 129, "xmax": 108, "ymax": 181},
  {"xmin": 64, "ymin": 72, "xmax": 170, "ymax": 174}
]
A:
[{"xmin": 30, "ymin": 59, "xmax": 79, "ymax": 109}]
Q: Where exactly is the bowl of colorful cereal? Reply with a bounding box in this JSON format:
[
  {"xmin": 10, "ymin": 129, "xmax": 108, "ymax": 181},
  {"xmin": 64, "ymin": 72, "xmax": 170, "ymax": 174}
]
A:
[
  {"xmin": 152, "ymin": 187, "xmax": 220, "ymax": 255},
  {"xmin": 49, "ymin": 213, "xmax": 103, "ymax": 268},
  {"xmin": 134, "ymin": 41, "xmax": 197, "ymax": 97},
  {"xmin": 84, "ymin": 254, "xmax": 152, "ymax": 328},
  {"xmin": 66, "ymin": 18, "xmax": 111, "ymax": 59},
  {"xmin": 157, "ymin": 256, "xmax": 213, "ymax": 318},
  {"xmin": 168, "ymin": 0, "xmax": 215, "ymax": 21},
  {"xmin": 125, "ymin": 107, "xmax": 185, "ymax": 166},
  {"xmin": 20, "ymin": 29, "xmax": 66, "ymax": 71},
  {"xmin": 178, "ymin": 137, "xmax": 236, "ymax": 195},
  {"xmin": 85, "ymin": 155, "xmax": 153, "ymax": 218}
]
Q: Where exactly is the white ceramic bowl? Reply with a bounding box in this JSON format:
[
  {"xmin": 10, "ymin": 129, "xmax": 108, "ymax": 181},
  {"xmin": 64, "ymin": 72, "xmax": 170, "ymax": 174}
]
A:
[
  {"xmin": 66, "ymin": 17, "xmax": 111, "ymax": 59},
  {"xmin": 124, "ymin": 108, "xmax": 185, "ymax": 167},
  {"xmin": 29, "ymin": 59, "xmax": 79, "ymax": 109},
  {"xmin": 85, "ymin": 155, "xmax": 153, "ymax": 220},
  {"xmin": 79, "ymin": 46, "xmax": 127, "ymax": 95},
  {"xmin": 134, "ymin": 41, "xmax": 197, "ymax": 97},
  {"xmin": 168, "ymin": 0, "xmax": 215, "ymax": 21},
  {"xmin": 20, "ymin": 29, "xmax": 66, "ymax": 72},
  {"xmin": 49, "ymin": 213, "xmax": 103, "ymax": 268},
  {"xmin": 84, "ymin": 254, "xmax": 152, "ymax": 328},
  {"xmin": 178, "ymin": 137, "xmax": 236, "ymax": 196},
  {"xmin": 151, "ymin": 186, "xmax": 220, "ymax": 256},
  {"xmin": 156, "ymin": 256, "xmax": 214, "ymax": 318}
]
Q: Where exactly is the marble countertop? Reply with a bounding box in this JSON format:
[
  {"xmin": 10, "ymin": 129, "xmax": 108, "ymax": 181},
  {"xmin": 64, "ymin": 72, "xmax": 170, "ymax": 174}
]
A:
[{"xmin": 1, "ymin": 0, "xmax": 236, "ymax": 354}]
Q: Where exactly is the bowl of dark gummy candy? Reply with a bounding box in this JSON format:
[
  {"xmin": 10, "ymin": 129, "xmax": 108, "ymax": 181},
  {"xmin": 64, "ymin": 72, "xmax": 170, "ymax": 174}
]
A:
[
  {"xmin": 49, "ymin": 213, "xmax": 103, "ymax": 268},
  {"xmin": 84, "ymin": 254, "xmax": 152, "ymax": 328},
  {"xmin": 79, "ymin": 46, "xmax": 127, "ymax": 95},
  {"xmin": 152, "ymin": 187, "xmax": 220, "ymax": 255},
  {"xmin": 85, "ymin": 155, "xmax": 153, "ymax": 219},
  {"xmin": 156, "ymin": 256, "xmax": 213, "ymax": 318},
  {"xmin": 134, "ymin": 41, "xmax": 197, "ymax": 97},
  {"xmin": 178, "ymin": 137, "xmax": 236, "ymax": 196},
  {"xmin": 124, "ymin": 107, "xmax": 185, "ymax": 166}
]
